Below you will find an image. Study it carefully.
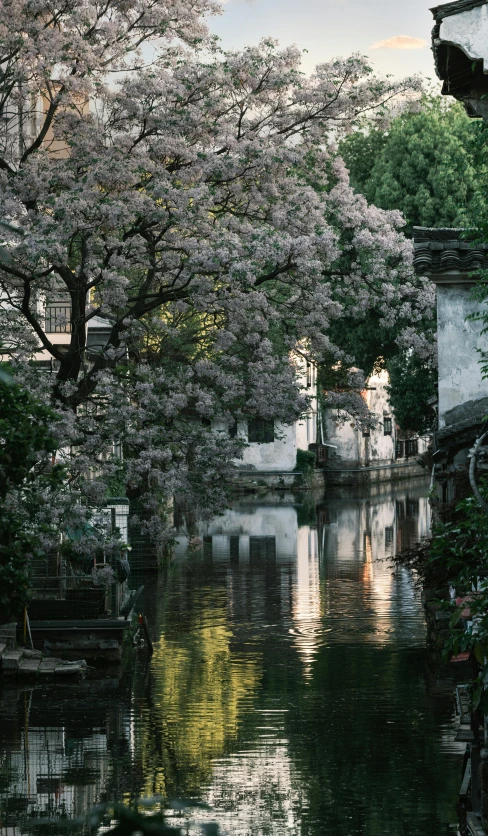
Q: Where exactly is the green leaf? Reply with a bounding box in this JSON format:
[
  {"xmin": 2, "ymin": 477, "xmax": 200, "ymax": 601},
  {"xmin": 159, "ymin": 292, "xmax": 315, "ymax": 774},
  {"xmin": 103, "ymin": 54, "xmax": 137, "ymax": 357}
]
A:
[
  {"xmin": 474, "ymin": 643, "xmax": 485, "ymax": 665},
  {"xmin": 450, "ymin": 607, "xmax": 463, "ymax": 627},
  {"xmin": 473, "ymin": 683, "xmax": 483, "ymax": 710}
]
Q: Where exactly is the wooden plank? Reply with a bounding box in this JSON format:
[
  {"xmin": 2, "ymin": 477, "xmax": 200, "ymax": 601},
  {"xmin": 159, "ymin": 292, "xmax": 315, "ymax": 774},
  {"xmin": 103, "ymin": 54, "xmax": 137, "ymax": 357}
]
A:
[
  {"xmin": 54, "ymin": 665, "xmax": 82, "ymax": 676},
  {"xmin": 456, "ymin": 725, "xmax": 475, "ymax": 742},
  {"xmin": 28, "ymin": 618, "xmax": 129, "ymax": 629},
  {"xmin": 0, "ymin": 643, "xmax": 6, "ymax": 658}
]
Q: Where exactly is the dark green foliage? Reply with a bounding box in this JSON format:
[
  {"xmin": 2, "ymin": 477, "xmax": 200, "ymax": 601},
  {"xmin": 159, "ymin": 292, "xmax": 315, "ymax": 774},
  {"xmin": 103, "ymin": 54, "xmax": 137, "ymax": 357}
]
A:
[
  {"xmin": 339, "ymin": 128, "xmax": 388, "ymax": 197},
  {"xmin": 294, "ymin": 448, "xmax": 316, "ymax": 475},
  {"xmin": 386, "ymin": 354, "xmax": 437, "ymax": 434},
  {"xmin": 394, "ymin": 490, "xmax": 488, "ymax": 711},
  {"xmin": 0, "ymin": 371, "xmax": 64, "ymax": 622},
  {"xmin": 326, "ymin": 316, "xmax": 401, "ymax": 380},
  {"xmin": 341, "ymin": 96, "xmax": 488, "ymax": 236},
  {"xmin": 0, "ymin": 372, "xmax": 59, "ymax": 496}
]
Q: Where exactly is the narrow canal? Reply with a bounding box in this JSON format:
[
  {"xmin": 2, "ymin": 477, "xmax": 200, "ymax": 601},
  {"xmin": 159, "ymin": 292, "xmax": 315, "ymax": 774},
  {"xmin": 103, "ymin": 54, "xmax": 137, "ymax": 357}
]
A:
[{"xmin": 1, "ymin": 479, "xmax": 465, "ymax": 835}]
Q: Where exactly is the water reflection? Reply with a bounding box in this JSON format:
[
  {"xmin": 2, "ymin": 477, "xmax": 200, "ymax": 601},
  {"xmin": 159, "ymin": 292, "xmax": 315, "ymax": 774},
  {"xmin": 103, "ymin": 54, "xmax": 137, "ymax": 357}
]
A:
[
  {"xmin": 0, "ymin": 678, "xmax": 134, "ymax": 833},
  {"xmin": 0, "ymin": 480, "xmax": 464, "ymax": 836}
]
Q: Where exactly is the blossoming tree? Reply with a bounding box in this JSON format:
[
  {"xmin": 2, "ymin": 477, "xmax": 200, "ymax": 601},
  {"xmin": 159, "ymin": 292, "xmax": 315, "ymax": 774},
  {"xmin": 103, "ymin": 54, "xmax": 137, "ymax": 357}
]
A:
[{"xmin": 0, "ymin": 0, "xmax": 432, "ymax": 556}]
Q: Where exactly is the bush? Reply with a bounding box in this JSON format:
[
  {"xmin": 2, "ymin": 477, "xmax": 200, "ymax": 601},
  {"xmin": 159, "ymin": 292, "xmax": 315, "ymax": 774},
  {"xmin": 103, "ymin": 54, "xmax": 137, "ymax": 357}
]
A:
[{"xmin": 294, "ymin": 449, "xmax": 316, "ymax": 474}]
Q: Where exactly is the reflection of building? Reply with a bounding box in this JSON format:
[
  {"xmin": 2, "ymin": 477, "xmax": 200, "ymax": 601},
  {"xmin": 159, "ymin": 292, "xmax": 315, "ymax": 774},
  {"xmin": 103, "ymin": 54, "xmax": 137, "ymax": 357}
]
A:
[
  {"xmin": 324, "ymin": 369, "xmax": 430, "ymax": 484},
  {"xmin": 198, "ymin": 716, "xmax": 303, "ymax": 836},
  {"xmin": 317, "ymin": 480, "xmax": 430, "ymax": 646},
  {"xmin": 292, "ymin": 526, "xmax": 321, "ymax": 678},
  {"xmin": 0, "ymin": 680, "xmax": 132, "ymax": 834},
  {"xmin": 176, "ymin": 504, "xmax": 298, "ymax": 564},
  {"xmin": 175, "ymin": 498, "xmax": 322, "ymax": 676}
]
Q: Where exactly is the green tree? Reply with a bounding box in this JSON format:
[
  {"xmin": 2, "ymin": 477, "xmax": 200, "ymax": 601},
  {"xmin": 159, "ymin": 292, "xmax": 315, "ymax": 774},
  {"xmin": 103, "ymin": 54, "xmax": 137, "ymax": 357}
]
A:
[
  {"xmin": 0, "ymin": 371, "xmax": 64, "ymax": 622},
  {"xmin": 341, "ymin": 96, "xmax": 488, "ymax": 236},
  {"xmin": 385, "ymin": 354, "xmax": 436, "ymax": 434}
]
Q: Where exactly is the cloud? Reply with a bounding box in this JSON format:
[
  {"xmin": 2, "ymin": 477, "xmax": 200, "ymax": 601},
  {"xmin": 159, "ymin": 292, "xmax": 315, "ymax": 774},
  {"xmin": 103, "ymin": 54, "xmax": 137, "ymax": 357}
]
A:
[{"xmin": 370, "ymin": 35, "xmax": 428, "ymax": 50}]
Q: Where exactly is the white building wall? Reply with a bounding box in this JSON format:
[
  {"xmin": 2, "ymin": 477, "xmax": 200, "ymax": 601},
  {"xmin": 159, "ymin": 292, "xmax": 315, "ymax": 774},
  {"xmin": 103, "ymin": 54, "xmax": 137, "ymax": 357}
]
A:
[
  {"xmin": 436, "ymin": 282, "xmax": 488, "ymax": 428},
  {"xmin": 364, "ymin": 369, "xmax": 396, "ymax": 464},
  {"xmin": 324, "ymin": 368, "xmax": 429, "ymax": 467},
  {"xmin": 439, "ymin": 4, "xmax": 488, "ymax": 74},
  {"xmin": 232, "ymin": 354, "xmax": 317, "ymax": 473},
  {"xmin": 325, "ymin": 369, "xmax": 395, "ymax": 467},
  {"xmin": 239, "ymin": 421, "xmax": 298, "ymax": 471}
]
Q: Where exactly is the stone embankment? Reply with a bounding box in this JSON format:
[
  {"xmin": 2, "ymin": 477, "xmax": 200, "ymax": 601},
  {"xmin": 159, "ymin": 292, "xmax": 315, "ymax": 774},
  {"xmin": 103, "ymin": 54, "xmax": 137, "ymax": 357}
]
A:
[{"xmin": 0, "ymin": 643, "xmax": 87, "ymax": 679}]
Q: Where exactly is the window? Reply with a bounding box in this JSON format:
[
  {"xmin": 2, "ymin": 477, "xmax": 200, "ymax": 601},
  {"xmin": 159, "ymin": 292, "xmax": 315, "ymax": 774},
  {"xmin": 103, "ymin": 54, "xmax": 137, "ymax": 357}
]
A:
[
  {"xmin": 396, "ymin": 440, "xmax": 405, "ymax": 458},
  {"xmin": 406, "ymin": 498, "xmax": 419, "ymax": 517},
  {"xmin": 405, "ymin": 439, "xmax": 418, "ymax": 457},
  {"xmin": 248, "ymin": 419, "xmax": 274, "ymax": 443},
  {"xmin": 385, "ymin": 526, "xmax": 394, "ymax": 547},
  {"xmin": 306, "ymin": 361, "xmax": 312, "ymax": 388},
  {"xmin": 229, "ymin": 421, "xmax": 238, "ymax": 438},
  {"xmin": 383, "ymin": 417, "xmax": 392, "ymax": 436},
  {"xmin": 250, "ymin": 536, "xmax": 276, "ymax": 564}
]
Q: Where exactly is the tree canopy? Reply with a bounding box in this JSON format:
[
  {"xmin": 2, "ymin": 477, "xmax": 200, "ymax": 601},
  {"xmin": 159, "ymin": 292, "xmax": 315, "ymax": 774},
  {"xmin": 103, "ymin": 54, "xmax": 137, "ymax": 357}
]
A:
[
  {"xmin": 0, "ymin": 0, "xmax": 432, "ymax": 553},
  {"xmin": 340, "ymin": 95, "xmax": 488, "ymax": 237},
  {"xmin": 336, "ymin": 94, "xmax": 488, "ymax": 432}
]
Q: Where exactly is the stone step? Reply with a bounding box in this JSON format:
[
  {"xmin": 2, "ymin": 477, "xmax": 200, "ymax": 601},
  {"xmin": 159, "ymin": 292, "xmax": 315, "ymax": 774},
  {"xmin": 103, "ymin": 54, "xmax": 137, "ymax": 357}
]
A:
[
  {"xmin": 38, "ymin": 658, "xmax": 58, "ymax": 675},
  {"xmin": 18, "ymin": 658, "xmax": 41, "ymax": 677},
  {"xmin": 22, "ymin": 648, "xmax": 42, "ymax": 660},
  {"xmin": 1, "ymin": 649, "xmax": 24, "ymax": 671}
]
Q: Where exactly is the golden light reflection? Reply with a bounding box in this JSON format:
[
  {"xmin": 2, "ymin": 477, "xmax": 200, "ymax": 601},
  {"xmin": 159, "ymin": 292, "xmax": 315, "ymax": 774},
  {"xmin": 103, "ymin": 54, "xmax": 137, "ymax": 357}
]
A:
[
  {"xmin": 138, "ymin": 592, "xmax": 261, "ymax": 799},
  {"xmin": 291, "ymin": 526, "xmax": 322, "ymax": 679}
]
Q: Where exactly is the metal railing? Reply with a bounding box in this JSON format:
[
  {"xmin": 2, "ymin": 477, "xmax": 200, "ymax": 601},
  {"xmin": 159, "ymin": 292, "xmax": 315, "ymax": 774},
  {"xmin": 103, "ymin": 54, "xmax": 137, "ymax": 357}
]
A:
[{"xmin": 45, "ymin": 305, "xmax": 71, "ymax": 333}]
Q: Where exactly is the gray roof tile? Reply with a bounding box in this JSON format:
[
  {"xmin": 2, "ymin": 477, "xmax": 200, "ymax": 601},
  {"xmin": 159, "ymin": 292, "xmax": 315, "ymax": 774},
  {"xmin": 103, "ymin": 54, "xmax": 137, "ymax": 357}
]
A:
[{"xmin": 413, "ymin": 227, "xmax": 488, "ymax": 274}]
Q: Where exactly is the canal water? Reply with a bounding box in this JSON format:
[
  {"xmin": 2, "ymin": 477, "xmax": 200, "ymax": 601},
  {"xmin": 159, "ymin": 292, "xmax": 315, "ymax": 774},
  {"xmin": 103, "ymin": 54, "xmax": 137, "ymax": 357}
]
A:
[{"xmin": 0, "ymin": 479, "xmax": 465, "ymax": 835}]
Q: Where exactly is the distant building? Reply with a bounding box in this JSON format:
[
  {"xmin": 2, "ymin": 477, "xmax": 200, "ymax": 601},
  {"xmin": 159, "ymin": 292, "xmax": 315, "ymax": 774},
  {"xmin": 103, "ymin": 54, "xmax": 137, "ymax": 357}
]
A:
[
  {"xmin": 222, "ymin": 353, "xmax": 320, "ymax": 487},
  {"xmin": 323, "ymin": 368, "xmax": 430, "ymax": 485}
]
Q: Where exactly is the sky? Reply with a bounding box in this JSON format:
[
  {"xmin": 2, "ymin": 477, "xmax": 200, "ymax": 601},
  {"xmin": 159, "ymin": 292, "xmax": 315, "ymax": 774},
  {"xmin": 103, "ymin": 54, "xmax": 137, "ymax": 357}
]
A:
[{"xmin": 209, "ymin": 0, "xmax": 445, "ymax": 81}]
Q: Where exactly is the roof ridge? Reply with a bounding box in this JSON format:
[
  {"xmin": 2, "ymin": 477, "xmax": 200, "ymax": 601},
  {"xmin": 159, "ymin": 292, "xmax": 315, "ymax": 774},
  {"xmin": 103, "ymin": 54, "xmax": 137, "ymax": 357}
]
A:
[
  {"xmin": 413, "ymin": 227, "xmax": 478, "ymax": 242},
  {"xmin": 431, "ymin": 0, "xmax": 488, "ymax": 21}
]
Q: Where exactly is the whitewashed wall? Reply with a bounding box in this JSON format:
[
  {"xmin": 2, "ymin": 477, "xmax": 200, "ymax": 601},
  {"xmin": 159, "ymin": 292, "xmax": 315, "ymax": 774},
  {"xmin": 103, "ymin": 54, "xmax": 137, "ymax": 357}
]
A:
[
  {"xmin": 325, "ymin": 369, "xmax": 395, "ymax": 467},
  {"xmin": 436, "ymin": 283, "xmax": 488, "ymax": 429},
  {"xmin": 221, "ymin": 355, "xmax": 318, "ymax": 473},
  {"xmin": 324, "ymin": 369, "xmax": 429, "ymax": 467}
]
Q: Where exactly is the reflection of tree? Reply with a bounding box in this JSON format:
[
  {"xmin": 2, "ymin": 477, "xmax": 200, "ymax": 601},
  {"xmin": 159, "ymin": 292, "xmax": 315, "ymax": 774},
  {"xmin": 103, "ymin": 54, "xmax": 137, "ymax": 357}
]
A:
[
  {"xmin": 282, "ymin": 645, "xmax": 460, "ymax": 836},
  {"xmin": 138, "ymin": 589, "xmax": 261, "ymax": 799}
]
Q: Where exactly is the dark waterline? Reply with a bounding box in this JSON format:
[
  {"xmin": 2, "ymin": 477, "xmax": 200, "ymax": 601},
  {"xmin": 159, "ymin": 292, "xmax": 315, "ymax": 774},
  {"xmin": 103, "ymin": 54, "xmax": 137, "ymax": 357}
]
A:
[{"xmin": 0, "ymin": 479, "xmax": 464, "ymax": 835}]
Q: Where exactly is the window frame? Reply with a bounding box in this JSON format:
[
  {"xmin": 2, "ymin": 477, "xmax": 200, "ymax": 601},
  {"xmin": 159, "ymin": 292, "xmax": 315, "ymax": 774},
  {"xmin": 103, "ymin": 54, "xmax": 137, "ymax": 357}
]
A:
[{"xmin": 247, "ymin": 418, "xmax": 275, "ymax": 444}]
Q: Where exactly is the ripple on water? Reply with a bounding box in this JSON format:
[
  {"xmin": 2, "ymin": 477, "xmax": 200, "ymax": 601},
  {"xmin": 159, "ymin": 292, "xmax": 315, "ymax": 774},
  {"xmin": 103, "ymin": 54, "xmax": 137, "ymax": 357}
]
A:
[{"xmin": 0, "ymin": 480, "xmax": 463, "ymax": 836}]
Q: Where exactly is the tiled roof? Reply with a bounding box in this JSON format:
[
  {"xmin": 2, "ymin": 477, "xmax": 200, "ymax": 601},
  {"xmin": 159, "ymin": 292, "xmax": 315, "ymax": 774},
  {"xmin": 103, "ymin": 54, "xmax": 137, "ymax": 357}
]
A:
[
  {"xmin": 430, "ymin": 1, "xmax": 488, "ymax": 116},
  {"xmin": 431, "ymin": 0, "xmax": 488, "ymax": 21},
  {"xmin": 413, "ymin": 227, "xmax": 488, "ymax": 275},
  {"xmin": 437, "ymin": 414, "xmax": 485, "ymax": 445}
]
